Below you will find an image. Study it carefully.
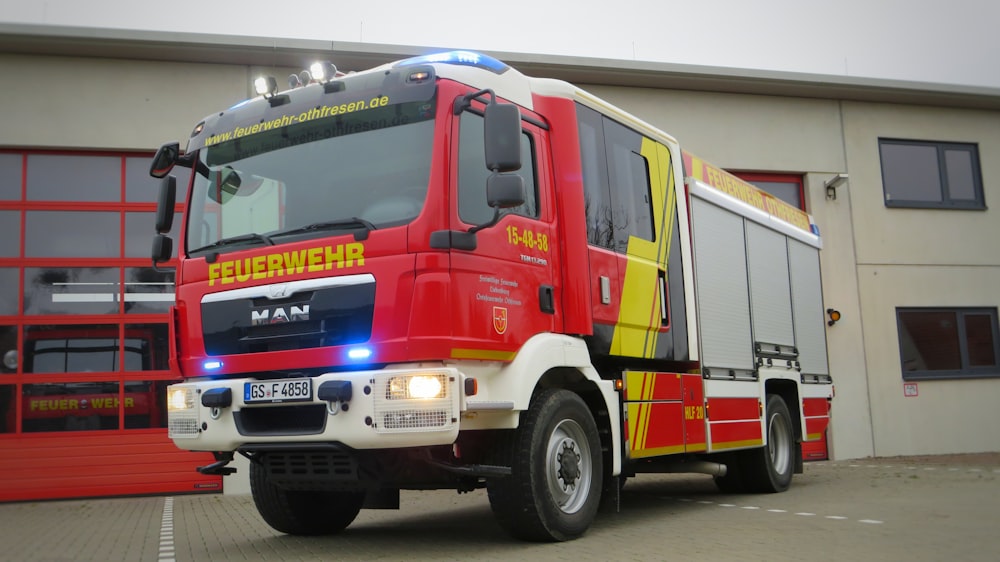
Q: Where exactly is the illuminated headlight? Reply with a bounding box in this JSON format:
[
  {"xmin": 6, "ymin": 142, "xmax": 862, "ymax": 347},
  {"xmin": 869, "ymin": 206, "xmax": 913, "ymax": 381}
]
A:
[
  {"xmin": 387, "ymin": 374, "xmax": 447, "ymax": 400},
  {"xmin": 168, "ymin": 388, "xmax": 195, "ymax": 411}
]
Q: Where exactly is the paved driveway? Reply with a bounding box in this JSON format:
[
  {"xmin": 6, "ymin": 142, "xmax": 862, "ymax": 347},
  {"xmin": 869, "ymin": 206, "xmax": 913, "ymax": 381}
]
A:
[{"xmin": 2, "ymin": 454, "xmax": 998, "ymax": 561}]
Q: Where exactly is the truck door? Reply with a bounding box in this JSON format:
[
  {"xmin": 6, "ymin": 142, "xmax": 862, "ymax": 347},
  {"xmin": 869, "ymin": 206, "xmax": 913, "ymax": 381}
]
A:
[
  {"xmin": 577, "ymin": 104, "xmax": 683, "ymax": 361},
  {"xmin": 447, "ymin": 100, "xmax": 560, "ymax": 357}
]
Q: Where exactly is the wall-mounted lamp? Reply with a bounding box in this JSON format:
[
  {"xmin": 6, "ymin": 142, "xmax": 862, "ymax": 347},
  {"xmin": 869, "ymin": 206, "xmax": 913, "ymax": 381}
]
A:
[
  {"xmin": 827, "ymin": 308, "xmax": 842, "ymax": 326},
  {"xmin": 825, "ymin": 174, "xmax": 849, "ymax": 200}
]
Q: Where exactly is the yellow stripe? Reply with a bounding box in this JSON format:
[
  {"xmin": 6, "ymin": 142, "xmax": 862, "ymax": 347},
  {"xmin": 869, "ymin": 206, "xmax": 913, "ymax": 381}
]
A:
[
  {"xmin": 611, "ymin": 140, "xmax": 677, "ymax": 360},
  {"xmin": 711, "ymin": 439, "xmax": 764, "ymax": 451},
  {"xmin": 630, "ymin": 444, "xmax": 686, "ymax": 459},
  {"xmin": 806, "ymin": 433, "xmax": 823, "ymax": 441},
  {"xmin": 449, "ymin": 348, "xmax": 516, "ymax": 361}
]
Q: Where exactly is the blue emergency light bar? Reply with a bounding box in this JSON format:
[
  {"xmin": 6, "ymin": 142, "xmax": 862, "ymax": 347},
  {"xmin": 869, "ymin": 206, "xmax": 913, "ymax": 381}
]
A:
[{"xmin": 396, "ymin": 50, "xmax": 510, "ymax": 74}]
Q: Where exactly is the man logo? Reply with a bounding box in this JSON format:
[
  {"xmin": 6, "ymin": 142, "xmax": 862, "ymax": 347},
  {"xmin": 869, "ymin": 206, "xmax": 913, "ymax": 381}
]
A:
[
  {"xmin": 252, "ymin": 305, "xmax": 310, "ymax": 326},
  {"xmin": 493, "ymin": 306, "xmax": 508, "ymax": 335},
  {"xmin": 268, "ymin": 284, "xmax": 291, "ymax": 299}
]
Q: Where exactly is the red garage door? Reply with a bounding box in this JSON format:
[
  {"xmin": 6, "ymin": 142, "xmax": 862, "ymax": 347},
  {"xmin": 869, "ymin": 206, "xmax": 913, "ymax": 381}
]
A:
[{"xmin": 0, "ymin": 150, "xmax": 218, "ymax": 501}]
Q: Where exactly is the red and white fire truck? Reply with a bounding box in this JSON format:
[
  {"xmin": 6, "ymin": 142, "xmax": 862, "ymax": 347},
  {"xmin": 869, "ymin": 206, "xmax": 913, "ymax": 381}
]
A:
[{"xmin": 150, "ymin": 50, "xmax": 833, "ymax": 541}]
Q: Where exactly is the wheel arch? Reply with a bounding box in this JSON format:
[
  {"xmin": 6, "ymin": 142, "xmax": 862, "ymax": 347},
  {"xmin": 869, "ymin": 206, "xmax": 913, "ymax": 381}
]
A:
[
  {"xmin": 763, "ymin": 377, "xmax": 804, "ymax": 473},
  {"xmin": 493, "ymin": 333, "xmax": 621, "ymax": 477}
]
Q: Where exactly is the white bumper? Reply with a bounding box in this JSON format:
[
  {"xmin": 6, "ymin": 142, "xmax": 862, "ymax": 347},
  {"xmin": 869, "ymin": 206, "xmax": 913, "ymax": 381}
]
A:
[{"xmin": 167, "ymin": 367, "xmax": 463, "ymax": 451}]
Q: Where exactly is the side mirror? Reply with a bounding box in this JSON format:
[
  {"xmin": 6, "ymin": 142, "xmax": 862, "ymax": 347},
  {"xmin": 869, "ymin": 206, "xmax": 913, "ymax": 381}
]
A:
[
  {"xmin": 155, "ymin": 176, "xmax": 177, "ymax": 233},
  {"xmin": 150, "ymin": 142, "xmax": 180, "ymax": 178},
  {"xmin": 151, "ymin": 234, "xmax": 173, "ymax": 266},
  {"xmin": 484, "ymin": 103, "xmax": 521, "ymax": 173},
  {"xmin": 487, "ymin": 173, "xmax": 525, "ymax": 209}
]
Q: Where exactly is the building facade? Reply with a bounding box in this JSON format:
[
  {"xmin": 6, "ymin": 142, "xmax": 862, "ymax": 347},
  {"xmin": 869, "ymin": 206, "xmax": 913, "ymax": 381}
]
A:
[{"xmin": 1, "ymin": 24, "xmax": 998, "ymax": 500}]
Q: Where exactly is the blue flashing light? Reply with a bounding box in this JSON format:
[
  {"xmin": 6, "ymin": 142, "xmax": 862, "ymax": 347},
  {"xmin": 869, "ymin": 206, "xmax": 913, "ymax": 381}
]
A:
[
  {"xmin": 203, "ymin": 360, "xmax": 224, "ymax": 371},
  {"xmin": 347, "ymin": 347, "xmax": 373, "ymax": 361},
  {"xmin": 810, "ymin": 224, "xmax": 821, "ymax": 237},
  {"xmin": 396, "ymin": 50, "xmax": 509, "ymax": 74}
]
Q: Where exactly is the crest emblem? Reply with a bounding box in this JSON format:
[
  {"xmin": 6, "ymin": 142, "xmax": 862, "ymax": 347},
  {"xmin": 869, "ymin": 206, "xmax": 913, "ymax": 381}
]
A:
[{"xmin": 493, "ymin": 306, "xmax": 508, "ymax": 335}]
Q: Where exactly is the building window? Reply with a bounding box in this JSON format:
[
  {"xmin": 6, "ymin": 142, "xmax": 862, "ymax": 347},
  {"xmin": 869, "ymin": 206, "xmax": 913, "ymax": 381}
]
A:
[
  {"xmin": 735, "ymin": 173, "xmax": 805, "ymax": 211},
  {"xmin": 879, "ymin": 139, "xmax": 985, "ymax": 209},
  {"xmin": 897, "ymin": 307, "xmax": 999, "ymax": 380}
]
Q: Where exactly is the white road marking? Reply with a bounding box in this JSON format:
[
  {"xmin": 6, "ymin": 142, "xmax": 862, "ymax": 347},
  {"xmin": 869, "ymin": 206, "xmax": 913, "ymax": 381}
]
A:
[{"xmin": 158, "ymin": 497, "xmax": 176, "ymax": 562}]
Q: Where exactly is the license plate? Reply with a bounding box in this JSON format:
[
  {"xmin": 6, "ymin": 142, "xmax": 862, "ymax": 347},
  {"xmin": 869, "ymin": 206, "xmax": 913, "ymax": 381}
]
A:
[{"xmin": 244, "ymin": 378, "xmax": 312, "ymax": 403}]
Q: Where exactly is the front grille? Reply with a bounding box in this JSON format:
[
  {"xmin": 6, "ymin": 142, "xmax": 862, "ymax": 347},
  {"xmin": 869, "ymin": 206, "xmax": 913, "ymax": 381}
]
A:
[
  {"xmin": 234, "ymin": 405, "xmax": 327, "ymax": 436},
  {"xmin": 201, "ymin": 281, "xmax": 375, "ymax": 356}
]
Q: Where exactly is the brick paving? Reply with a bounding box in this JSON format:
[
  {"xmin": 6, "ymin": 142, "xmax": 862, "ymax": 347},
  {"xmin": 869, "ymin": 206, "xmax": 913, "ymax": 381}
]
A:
[{"xmin": 1, "ymin": 454, "xmax": 998, "ymax": 561}]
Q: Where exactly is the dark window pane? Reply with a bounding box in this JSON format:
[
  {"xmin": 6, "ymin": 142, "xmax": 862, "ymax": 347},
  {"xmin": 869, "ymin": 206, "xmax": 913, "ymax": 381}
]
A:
[
  {"xmin": 0, "ymin": 325, "xmax": 17, "ymax": 374},
  {"xmin": 0, "ymin": 384, "xmax": 13, "ymax": 432},
  {"xmin": 124, "ymin": 324, "xmax": 169, "ymax": 371},
  {"xmin": 881, "ymin": 143, "xmax": 941, "ymax": 203},
  {"xmin": 22, "ymin": 382, "xmax": 120, "ymax": 432},
  {"xmin": 125, "ymin": 211, "xmax": 179, "ymax": 258},
  {"xmin": 24, "ymin": 267, "xmax": 119, "ymax": 315},
  {"xmin": 24, "ymin": 211, "xmax": 120, "ymax": 257},
  {"xmin": 965, "ymin": 313, "xmax": 997, "ymax": 367},
  {"xmin": 0, "ymin": 153, "xmax": 21, "ymax": 200},
  {"xmin": 577, "ymin": 106, "xmax": 613, "ymax": 249},
  {"xmin": 26, "ymin": 154, "xmax": 121, "ymax": 202},
  {"xmin": 898, "ymin": 310, "xmax": 961, "ymax": 371},
  {"xmin": 457, "ymin": 111, "xmax": 538, "ymax": 225},
  {"xmin": 604, "ymin": 118, "xmax": 654, "ymax": 250},
  {"xmin": 126, "ymin": 156, "xmax": 189, "ymax": 204},
  {"xmin": 124, "ymin": 380, "xmax": 171, "ymax": 429},
  {"xmin": 23, "ymin": 324, "xmax": 122, "ymax": 374},
  {"xmin": 124, "ymin": 268, "xmax": 175, "ymax": 314},
  {"xmin": 945, "ymin": 149, "xmax": 976, "ymax": 201},
  {"xmin": 748, "ymin": 180, "xmax": 802, "ymax": 210},
  {"xmin": 0, "ymin": 210, "xmax": 20, "ymax": 257},
  {"xmin": 0, "ymin": 268, "xmax": 18, "ymax": 315}
]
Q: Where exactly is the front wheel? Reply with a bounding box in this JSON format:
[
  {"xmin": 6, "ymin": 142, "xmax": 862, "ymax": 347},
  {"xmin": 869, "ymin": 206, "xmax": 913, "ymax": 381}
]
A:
[
  {"xmin": 487, "ymin": 389, "xmax": 603, "ymax": 542},
  {"xmin": 250, "ymin": 460, "xmax": 364, "ymax": 535}
]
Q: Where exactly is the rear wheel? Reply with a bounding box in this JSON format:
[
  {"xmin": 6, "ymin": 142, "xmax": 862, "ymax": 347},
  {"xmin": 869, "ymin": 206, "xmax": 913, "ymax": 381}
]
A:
[
  {"xmin": 250, "ymin": 460, "xmax": 364, "ymax": 535},
  {"xmin": 745, "ymin": 394, "xmax": 795, "ymax": 493},
  {"xmin": 487, "ymin": 389, "xmax": 603, "ymax": 542}
]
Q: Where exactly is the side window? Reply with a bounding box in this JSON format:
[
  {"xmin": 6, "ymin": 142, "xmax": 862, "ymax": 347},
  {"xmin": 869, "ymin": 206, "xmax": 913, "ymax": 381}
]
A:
[
  {"xmin": 736, "ymin": 173, "xmax": 805, "ymax": 211},
  {"xmin": 897, "ymin": 307, "xmax": 999, "ymax": 380},
  {"xmin": 576, "ymin": 105, "xmax": 613, "ymax": 249},
  {"xmin": 879, "ymin": 139, "xmax": 984, "ymax": 209},
  {"xmin": 603, "ymin": 118, "xmax": 655, "ymax": 252},
  {"xmin": 457, "ymin": 111, "xmax": 538, "ymax": 225}
]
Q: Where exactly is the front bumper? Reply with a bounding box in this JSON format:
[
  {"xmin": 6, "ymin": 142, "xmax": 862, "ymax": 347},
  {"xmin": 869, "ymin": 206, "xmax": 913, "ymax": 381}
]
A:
[{"xmin": 167, "ymin": 367, "xmax": 462, "ymax": 451}]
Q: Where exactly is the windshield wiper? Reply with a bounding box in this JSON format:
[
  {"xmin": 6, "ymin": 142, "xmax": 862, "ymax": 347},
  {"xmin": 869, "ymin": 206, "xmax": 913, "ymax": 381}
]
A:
[
  {"xmin": 272, "ymin": 218, "xmax": 376, "ymax": 241},
  {"xmin": 189, "ymin": 232, "xmax": 275, "ymax": 255}
]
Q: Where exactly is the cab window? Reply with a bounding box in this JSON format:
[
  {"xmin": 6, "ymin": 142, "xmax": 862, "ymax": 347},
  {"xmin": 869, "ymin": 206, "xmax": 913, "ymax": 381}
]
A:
[{"xmin": 457, "ymin": 111, "xmax": 538, "ymax": 225}]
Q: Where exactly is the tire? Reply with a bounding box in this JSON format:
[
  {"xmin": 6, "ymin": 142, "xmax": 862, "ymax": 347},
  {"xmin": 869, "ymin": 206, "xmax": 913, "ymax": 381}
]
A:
[
  {"xmin": 713, "ymin": 452, "xmax": 748, "ymax": 493},
  {"xmin": 744, "ymin": 394, "xmax": 795, "ymax": 493},
  {"xmin": 250, "ymin": 460, "xmax": 364, "ymax": 536},
  {"xmin": 487, "ymin": 389, "xmax": 603, "ymax": 542}
]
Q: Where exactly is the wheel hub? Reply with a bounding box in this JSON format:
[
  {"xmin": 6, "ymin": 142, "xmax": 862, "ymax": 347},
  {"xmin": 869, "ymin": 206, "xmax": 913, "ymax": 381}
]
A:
[{"xmin": 557, "ymin": 440, "xmax": 581, "ymax": 487}]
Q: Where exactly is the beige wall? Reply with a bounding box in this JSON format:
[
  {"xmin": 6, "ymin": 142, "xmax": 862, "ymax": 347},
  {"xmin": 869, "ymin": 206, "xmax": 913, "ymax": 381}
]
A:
[
  {"xmin": 580, "ymin": 85, "xmax": 846, "ymax": 173},
  {"xmin": 842, "ymin": 102, "xmax": 1000, "ymax": 456},
  {"xmin": 0, "ymin": 54, "xmax": 251, "ymax": 151}
]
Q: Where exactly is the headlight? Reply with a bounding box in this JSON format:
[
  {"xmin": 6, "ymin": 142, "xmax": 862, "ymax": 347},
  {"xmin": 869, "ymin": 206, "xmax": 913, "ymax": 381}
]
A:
[
  {"xmin": 387, "ymin": 374, "xmax": 447, "ymax": 400},
  {"xmin": 168, "ymin": 388, "xmax": 195, "ymax": 411}
]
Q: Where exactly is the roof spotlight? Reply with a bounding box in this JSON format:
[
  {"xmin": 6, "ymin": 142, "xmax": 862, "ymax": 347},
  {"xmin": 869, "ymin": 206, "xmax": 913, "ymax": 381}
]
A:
[
  {"xmin": 254, "ymin": 76, "xmax": 278, "ymax": 98},
  {"xmin": 310, "ymin": 61, "xmax": 338, "ymax": 82}
]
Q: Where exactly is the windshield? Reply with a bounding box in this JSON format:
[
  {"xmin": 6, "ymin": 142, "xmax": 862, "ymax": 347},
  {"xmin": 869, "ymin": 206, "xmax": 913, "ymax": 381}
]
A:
[{"xmin": 187, "ymin": 98, "xmax": 436, "ymax": 255}]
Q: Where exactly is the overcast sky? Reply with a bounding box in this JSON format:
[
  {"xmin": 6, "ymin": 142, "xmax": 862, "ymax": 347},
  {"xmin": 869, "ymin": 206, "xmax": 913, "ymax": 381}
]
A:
[{"xmin": 3, "ymin": 0, "xmax": 999, "ymax": 88}]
